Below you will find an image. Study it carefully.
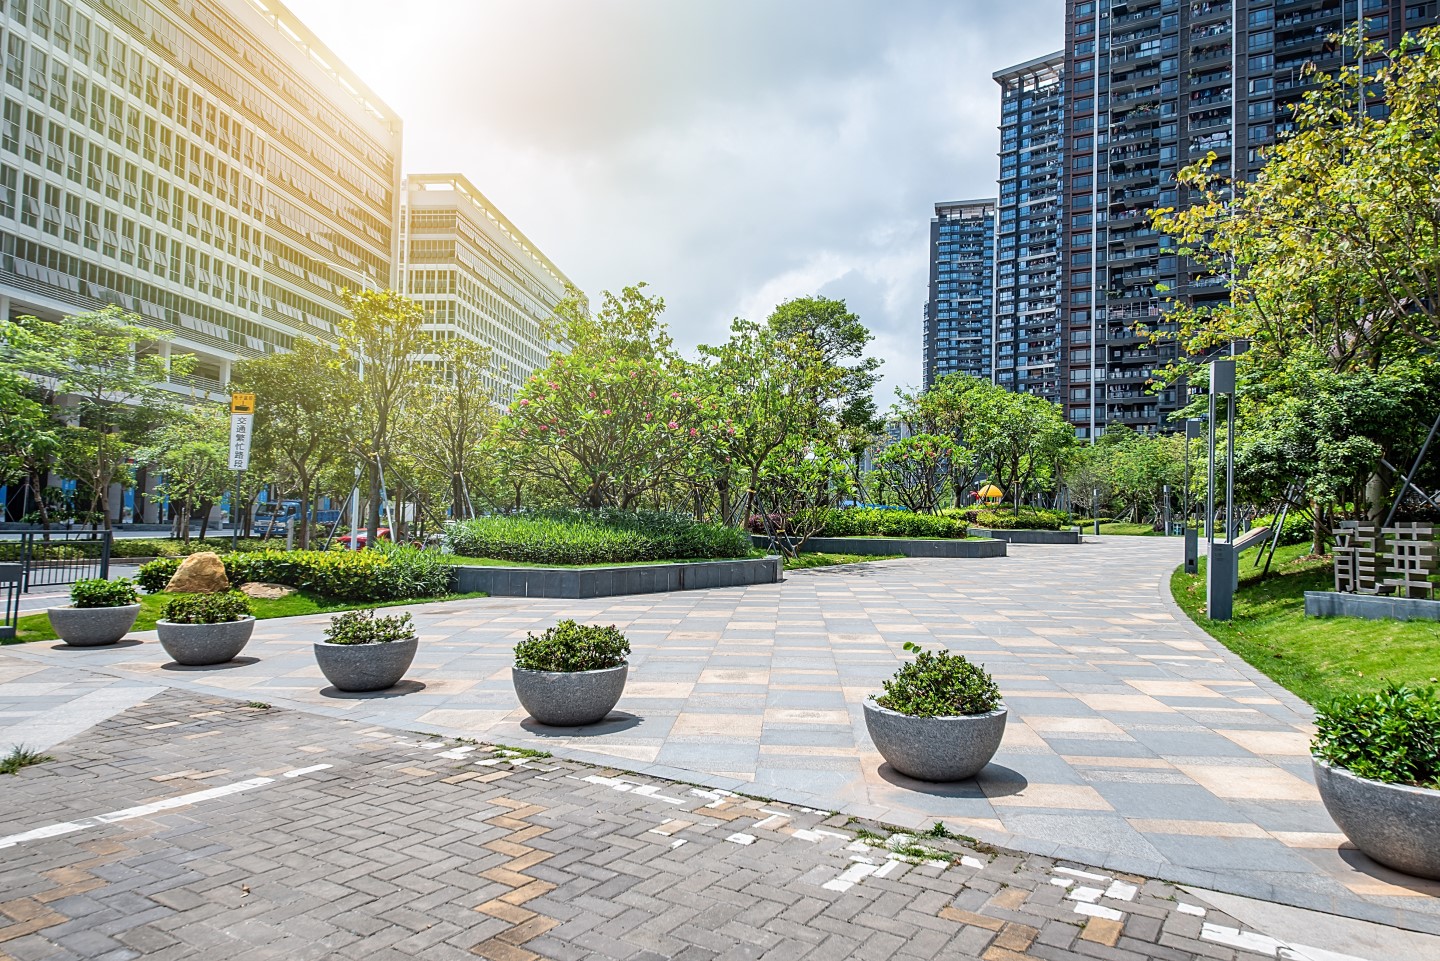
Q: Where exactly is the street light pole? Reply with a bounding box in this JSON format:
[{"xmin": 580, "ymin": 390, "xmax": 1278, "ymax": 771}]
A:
[
  {"xmin": 1207, "ymin": 360, "xmax": 1236, "ymax": 620},
  {"xmin": 1184, "ymin": 417, "xmax": 1202, "ymax": 574}
]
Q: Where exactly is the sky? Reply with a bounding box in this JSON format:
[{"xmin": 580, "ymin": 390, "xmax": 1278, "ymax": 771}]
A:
[{"xmin": 282, "ymin": 0, "xmax": 1064, "ymax": 407}]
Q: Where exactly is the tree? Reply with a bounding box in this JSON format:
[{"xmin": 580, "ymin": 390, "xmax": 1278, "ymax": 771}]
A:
[
  {"xmin": 1153, "ymin": 26, "xmax": 1440, "ymax": 376},
  {"xmin": 336, "ymin": 289, "xmax": 428, "ymax": 546},
  {"xmin": 890, "ymin": 373, "xmax": 1004, "ymax": 507},
  {"xmin": 0, "ymin": 307, "xmax": 187, "ymax": 528},
  {"xmin": 872, "ymin": 434, "xmax": 964, "ymax": 514},
  {"xmin": 752, "ymin": 440, "xmax": 855, "ymax": 558},
  {"xmin": 135, "ymin": 406, "xmax": 231, "ymax": 543},
  {"xmin": 496, "ymin": 285, "xmax": 699, "ymax": 510},
  {"xmin": 0, "ymin": 369, "xmax": 61, "ymax": 528},
  {"xmin": 395, "ymin": 338, "xmax": 496, "ymax": 524},
  {"xmin": 969, "ymin": 391, "xmax": 1073, "ymax": 513},
  {"xmin": 231, "ymin": 338, "xmax": 356, "ymax": 548}
]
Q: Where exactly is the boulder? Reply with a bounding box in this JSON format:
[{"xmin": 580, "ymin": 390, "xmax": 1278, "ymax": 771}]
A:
[
  {"xmin": 238, "ymin": 581, "xmax": 295, "ymax": 600},
  {"xmin": 165, "ymin": 552, "xmax": 229, "ymax": 593}
]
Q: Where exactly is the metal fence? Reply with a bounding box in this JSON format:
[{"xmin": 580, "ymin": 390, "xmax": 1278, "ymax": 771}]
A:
[
  {"xmin": 0, "ymin": 562, "xmax": 19, "ymax": 639},
  {"xmin": 0, "ymin": 530, "xmax": 113, "ymax": 592}
]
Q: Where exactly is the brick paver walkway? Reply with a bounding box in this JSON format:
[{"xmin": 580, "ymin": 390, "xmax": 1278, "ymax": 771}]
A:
[
  {"xmin": 0, "ymin": 685, "xmax": 1411, "ymax": 961},
  {"xmin": 6, "ymin": 539, "xmax": 1440, "ymax": 935}
]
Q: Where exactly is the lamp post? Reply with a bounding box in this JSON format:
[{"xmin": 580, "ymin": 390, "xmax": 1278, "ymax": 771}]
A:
[
  {"xmin": 1184, "ymin": 418, "xmax": 1202, "ymax": 574},
  {"xmin": 1207, "ymin": 360, "xmax": 1236, "ymax": 620}
]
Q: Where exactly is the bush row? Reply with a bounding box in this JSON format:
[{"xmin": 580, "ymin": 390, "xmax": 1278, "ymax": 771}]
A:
[
  {"xmin": 816, "ymin": 507, "xmax": 968, "ymax": 539},
  {"xmin": 444, "ymin": 510, "xmax": 752, "ymax": 565},
  {"xmin": 136, "ymin": 544, "xmax": 452, "ymax": 601},
  {"xmin": 944, "ymin": 507, "xmax": 1072, "ymax": 531},
  {"xmin": 0, "ymin": 536, "xmax": 280, "ymax": 562}
]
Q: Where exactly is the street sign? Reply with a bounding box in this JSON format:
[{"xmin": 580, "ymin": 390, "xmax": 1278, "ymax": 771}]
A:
[{"xmin": 228, "ymin": 392, "xmax": 255, "ymax": 471}]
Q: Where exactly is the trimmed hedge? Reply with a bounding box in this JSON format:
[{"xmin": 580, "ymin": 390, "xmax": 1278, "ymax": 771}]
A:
[
  {"xmin": 137, "ymin": 546, "xmax": 451, "ymax": 601},
  {"xmin": 815, "ymin": 507, "xmax": 968, "ymax": 539},
  {"xmin": 444, "ymin": 510, "xmax": 751, "ymax": 565},
  {"xmin": 973, "ymin": 508, "xmax": 1071, "ymax": 531}
]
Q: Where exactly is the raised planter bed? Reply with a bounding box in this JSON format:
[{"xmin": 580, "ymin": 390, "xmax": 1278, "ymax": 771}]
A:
[
  {"xmin": 449, "ymin": 555, "xmax": 783, "ymax": 599},
  {"xmin": 969, "ymin": 528, "xmax": 1080, "ymax": 545},
  {"xmin": 1304, "ymin": 591, "xmax": 1440, "ymax": 622},
  {"xmin": 750, "ymin": 535, "xmax": 1006, "ymax": 558}
]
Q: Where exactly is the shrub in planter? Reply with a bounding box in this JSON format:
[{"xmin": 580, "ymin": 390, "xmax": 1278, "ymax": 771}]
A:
[
  {"xmin": 1311, "ymin": 684, "xmax": 1440, "ymax": 879},
  {"xmin": 445, "ymin": 509, "xmax": 750, "ymax": 565},
  {"xmin": 47, "ymin": 578, "xmax": 141, "ymax": 647},
  {"xmin": 975, "ymin": 508, "xmax": 1070, "ymax": 531},
  {"xmin": 156, "ymin": 591, "xmax": 255, "ymax": 666},
  {"xmin": 512, "ymin": 620, "xmax": 631, "ymax": 726},
  {"xmin": 864, "ymin": 641, "xmax": 1006, "ymax": 782},
  {"xmin": 817, "ymin": 507, "xmax": 968, "ymax": 539},
  {"xmin": 313, "ymin": 609, "xmax": 419, "ymax": 692}
]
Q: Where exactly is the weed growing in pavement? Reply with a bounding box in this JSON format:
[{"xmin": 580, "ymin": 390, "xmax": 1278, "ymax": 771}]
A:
[{"xmin": 1, "ymin": 745, "xmax": 53, "ymax": 775}]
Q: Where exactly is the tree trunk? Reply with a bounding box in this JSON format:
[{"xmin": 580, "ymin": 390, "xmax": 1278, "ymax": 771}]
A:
[{"xmin": 366, "ymin": 459, "xmax": 382, "ymax": 547}]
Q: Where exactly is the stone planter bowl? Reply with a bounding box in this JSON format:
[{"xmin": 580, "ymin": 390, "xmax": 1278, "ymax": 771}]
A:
[
  {"xmin": 47, "ymin": 604, "xmax": 142, "ymax": 647},
  {"xmin": 1313, "ymin": 757, "xmax": 1440, "ymax": 880},
  {"xmin": 863, "ymin": 701, "xmax": 1007, "ymax": 782},
  {"xmin": 314, "ymin": 637, "xmax": 418, "ymax": 692},
  {"xmin": 155, "ymin": 617, "xmax": 256, "ymax": 666},
  {"xmin": 512, "ymin": 663, "xmax": 628, "ymax": 726}
]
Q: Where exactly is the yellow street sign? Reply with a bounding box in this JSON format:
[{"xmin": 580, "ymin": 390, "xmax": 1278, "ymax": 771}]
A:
[{"xmin": 230, "ymin": 392, "xmax": 256, "ymax": 414}]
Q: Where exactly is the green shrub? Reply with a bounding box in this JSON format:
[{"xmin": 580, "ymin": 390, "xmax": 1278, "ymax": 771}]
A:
[
  {"xmin": 975, "ymin": 508, "xmax": 1071, "ymax": 531},
  {"xmin": 817, "ymin": 507, "xmax": 967, "ymax": 539},
  {"xmin": 873, "ymin": 642, "xmax": 1001, "ymax": 717},
  {"xmin": 1312, "ymin": 684, "xmax": 1440, "ymax": 789},
  {"xmin": 1254, "ymin": 511, "xmax": 1312, "ymax": 547},
  {"xmin": 70, "ymin": 578, "xmax": 138, "ymax": 608},
  {"xmin": 514, "ymin": 619, "xmax": 630, "ymax": 672},
  {"xmin": 323, "ymin": 609, "xmax": 417, "ymax": 645},
  {"xmin": 137, "ymin": 558, "xmax": 182, "ymax": 593},
  {"xmin": 445, "ymin": 510, "xmax": 750, "ymax": 565},
  {"xmin": 369, "ymin": 542, "xmax": 453, "ymax": 599},
  {"xmin": 161, "ymin": 591, "xmax": 252, "ymax": 624}
]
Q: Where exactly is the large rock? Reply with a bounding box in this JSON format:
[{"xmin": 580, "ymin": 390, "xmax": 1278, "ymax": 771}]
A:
[
  {"xmin": 238, "ymin": 581, "xmax": 295, "ymax": 600},
  {"xmin": 165, "ymin": 552, "xmax": 230, "ymax": 593}
]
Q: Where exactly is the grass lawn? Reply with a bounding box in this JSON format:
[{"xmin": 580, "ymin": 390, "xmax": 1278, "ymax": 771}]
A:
[
  {"xmin": 1170, "ymin": 542, "xmax": 1440, "ymax": 706},
  {"xmin": 1096, "ymin": 522, "xmax": 1160, "ymax": 536},
  {"xmin": 7, "ymin": 590, "xmax": 489, "ymax": 645},
  {"xmin": 785, "ymin": 552, "xmax": 904, "ymax": 570}
]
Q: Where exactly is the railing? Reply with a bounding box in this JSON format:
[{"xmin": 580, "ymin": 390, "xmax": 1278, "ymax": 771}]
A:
[
  {"xmin": 1, "ymin": 530, "xmax": 114, "ymax": 592},
  {"xmin": 0, "ymin": 563, "xmax": 18, "ymax": 639}
]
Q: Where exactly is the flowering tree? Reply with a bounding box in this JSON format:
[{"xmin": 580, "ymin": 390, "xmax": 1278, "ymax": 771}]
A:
[
  {"xmin": 496, "ymin": 285, "xmax": 699, "ymax": 509},
  {"xmin": 872, "ymin": 434, "xmax": 966, "ymax": 514}
]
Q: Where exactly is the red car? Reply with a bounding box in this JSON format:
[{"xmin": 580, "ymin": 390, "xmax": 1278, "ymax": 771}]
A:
[{"xmin": 336, "ymin": 527, "xmax": 391, "ymax": 549}]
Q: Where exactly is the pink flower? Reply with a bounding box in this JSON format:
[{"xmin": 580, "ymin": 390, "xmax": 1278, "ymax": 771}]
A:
[
  {"xmin": 689, "ymin": 428, "xmax": 698, "ymax": 437},
  {"xmin": 548, "ymin": 381, "xmax": 558, "ymax": 389},
  {"xmin": 539, "ymin": 424, "xmax": 548, "ymax": 431},
  {"xmin": 629, "ymin": 371, "xmax": 638, "ymax": 378},
  {"xmin": 727, "ymin": 427, "xmax": 735, "ymax": 435},
  {"xmin": 671, "ymin": 392, "xmax": 681, "ymax": 400},
  {"xmin": 604, "ymin": 409, "xmax": 612, "ymax": 416},
  {"xmin": 667, "ymin": 421, "xmax": 679, "ymax": 430},
  {"xmin": 646, "ymin": 413, "xmax": 654, "ymax": 421},
  {"xmin": 519, "ymin": 399, "xmax": 530, "ymax": 406},
  {"xmin": 589, "ymin": 391, "xmax": 595, "ymax": 398}
]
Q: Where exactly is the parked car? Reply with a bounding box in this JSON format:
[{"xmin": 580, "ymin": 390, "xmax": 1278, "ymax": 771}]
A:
[{"xmin": 336, "ymin": 527, "xmax": 391, "ymax": 549}]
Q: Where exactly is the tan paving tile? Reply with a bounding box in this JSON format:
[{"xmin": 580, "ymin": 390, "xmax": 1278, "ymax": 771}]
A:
[
  {"xmin": 671, "ymin": 714, "xmax": 764, "ymax": 739},
  {"xmin": 1076, "ymin": 693, "xmax": 1172, "ymax": 713},
  {"xmin": 622, "ymin": 681, "xmax": 695, "ymax": 698},
  {"xmin": 762, "ymin": 709, "xmax": 850, "ymax": 726},
  {"xmin": 697, "ymin": 669, "xmax": 770, "ymax": 685},
  {"xmin": 1173, "ymin": 763, "xmax": 1316, "ymax": 801},
  {"xmin": 987, "ymin": 783, "xmax": 1113, "ymax": 810},
  {"xmin": 1126, "ymin": 819, "xmax": 1270, "ymax": 838},
  {"xmin": 1272, "ymin": 831, "xmax": 1350, "ymax": 848},
  {"xmin": 1125, "ymin": 680, "xmax": 1225, "ymax": 699},
  {"xmin": 416, "ymin": 709, "xmax": 513, "ymax": 731},
  {"xmin": 1214, "ymin": 728, "xmax": 1314, "ymax": 756},
  {"xmin": 1063, "ymin": 756, "xmax": 1174, "ymax": 769},
  {"xmin": 1026, "ymin": 716, "xmax": 1127, "ymax": 737}
]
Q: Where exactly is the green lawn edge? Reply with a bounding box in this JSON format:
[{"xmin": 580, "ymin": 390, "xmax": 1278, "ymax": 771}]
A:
[
  {"xmin": 784, "ymin": 552, "xmax": 904, "ymax": 570},
  {"xmin": 1168, "ymin": 543, "xmax": 1440, "ymax": 707},
  {"xmin": 8, "ymin": 590, "xmax": 489, "ymax": 645}
]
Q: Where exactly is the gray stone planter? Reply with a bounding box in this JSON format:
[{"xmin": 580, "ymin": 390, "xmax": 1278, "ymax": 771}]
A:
[
  {"xmin": 512, "ymin": 663, "xmax": 629, "ymax": 726},
  {"xmin": 314, "ymin": 637, "xmax": 418, "ymax": 692},
  {"xmin": 863, "ymin": 701, "xmax": 1007, "ymax": 782},
  {"xmin": 1312, "ymin": 757, "xmax": 1440, "ymax": 880},
  {"xmin": 155, "ymin": 616, "xmax": 256, "ymax": 666},
  {"xmin": 47, "ymin": 604, "xmax": 142, "ymax": 647}
]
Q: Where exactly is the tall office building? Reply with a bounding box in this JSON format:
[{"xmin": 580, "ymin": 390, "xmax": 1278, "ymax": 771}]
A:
[
  {"xmin": 1056, "ymin": 0, "xmax": 1439, "ymax": 439},
  {"xmin": 399, "ymin": 174, "xmax": 574, "ymax": 406},
  {"xmin": 923, "ymin": 198, "xmax": 995, "ymax": 390},
  {"xmin": 993, "ymin": 52, "xmax": 1065, "ymax": 407},
  {"xmin": 0, "ymin": 0, "xmax": 403, "ymax": 396}
]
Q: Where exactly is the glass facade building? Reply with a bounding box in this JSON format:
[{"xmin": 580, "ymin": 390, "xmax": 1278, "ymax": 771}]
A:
[
  {"xmin": 0, "ymin": 0, "xmax": 403, "ymax": 395},
  {"xmin": 993, "ymin": 52, "xmax": 1065, "ymax": 407},
  {"xmin": 400, "ymin": 174, "xmax": 574, "ymax": 406},
  {"xmin": 923, "ymin": 198, "xmax": 995, "ymax": 390}
]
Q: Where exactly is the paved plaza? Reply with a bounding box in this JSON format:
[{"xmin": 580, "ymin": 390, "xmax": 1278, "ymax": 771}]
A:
[{"xmin": 4, "ymin": 538, "xmax": 1440, "ymax": 957}]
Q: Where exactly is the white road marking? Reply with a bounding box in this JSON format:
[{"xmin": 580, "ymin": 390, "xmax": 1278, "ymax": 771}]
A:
[
  {"xmin": 1074, "ymin": 902, "xmax": 1125, "ymax": 922},
  {"xmin": 960, "ymin": 856, "xmax": 986, "ymax": 870},
  {"xmin": 823, "ymin": 858, "xmax": 880, "ymax": 892},
  {"xmin": 630, "ymin": 784, "xmax": 685, "ymax": 804},
  {"xmin": 791, "ymin": 828, "xmax": 848, "ymax": 843},
  {"xmin": 1104, "ymin": 880, "xmax": 1138, "ymax": 902},
  {"xmin": 1055, "ymin": 866, "xmax": 1110, "ymax": 881},
  {"xmin": 1177, "ymin": 902, "xmax": 1207, "ymax": 917},
  {"xmin": 1199, "ymin": 923, "xmax": 1379, "ymax": 961},
  {"xmin": 726, "ymin": 833, "xmax": 756, "ymax": 845},
  {"xmin": 283, "ymin": 764, "xmax": 332, "ymax": 778},
  {"xmin": 874, "ymin": 859, "xmax": 902, "ymax": 878}
]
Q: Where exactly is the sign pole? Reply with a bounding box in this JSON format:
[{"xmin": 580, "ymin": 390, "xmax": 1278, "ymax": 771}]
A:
[{"xmin": 228, "ymin": 393, "xmax": 256, "ymax": 551}]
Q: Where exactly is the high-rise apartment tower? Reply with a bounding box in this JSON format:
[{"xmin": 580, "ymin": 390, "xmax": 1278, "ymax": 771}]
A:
[{"xmin": 923, "ymin": 198, "xmax": 996, "ymax": 390}]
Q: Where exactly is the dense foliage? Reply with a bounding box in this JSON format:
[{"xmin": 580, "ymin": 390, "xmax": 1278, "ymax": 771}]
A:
[
  {"xmin": 513, "ymin": 620, "xmax": 630, "ymax": 672},
  {"xmin": 1313, "ymin": 685, "xmax": 1440, "ymax": 790},
  {"xmin": 323, "ymin": 609, "xmax": 417, "ymax": 646},
  {"xmin": 444, "ymin": 510, "xmax": 751, "ymax": 565},
  {"xmin": 138, "ymin": 549, "xmax": 451, "ymax": 601},
  {"xmin": 69, "ymin": 578, "xmax": 138, "ymax": 608},
  {"xmin": 874, "ymin": 642, "xmax": 1002, "ymax": 718},
  {"xmin": 816, "ymin": 507, "xmax": 968, "ymax": 539},
  {"xmin": 161, "ymin": 591, "xmax": 252, "ymax": 625},
  {"xmin": 972, "ymin": 508, "xmax": 1072, "ymax": 532},
  {"xmin": 136, "ymin": 558, "xmax": 182, "ymax": 594}
]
